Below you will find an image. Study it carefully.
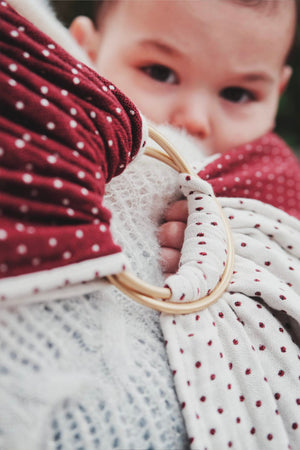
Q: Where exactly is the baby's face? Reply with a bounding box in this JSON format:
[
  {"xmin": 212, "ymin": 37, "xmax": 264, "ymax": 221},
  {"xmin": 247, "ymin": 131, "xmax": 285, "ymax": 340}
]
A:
[{"xmin": 71, "ymin": 0, "xmax": 294, "ymax": 154}]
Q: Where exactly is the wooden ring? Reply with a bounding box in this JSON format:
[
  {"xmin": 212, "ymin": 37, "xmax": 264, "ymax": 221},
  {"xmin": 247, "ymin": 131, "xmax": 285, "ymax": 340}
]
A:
[{"xmin": 107, "ymin": 125, "xmax": 234, "ymax": 314}]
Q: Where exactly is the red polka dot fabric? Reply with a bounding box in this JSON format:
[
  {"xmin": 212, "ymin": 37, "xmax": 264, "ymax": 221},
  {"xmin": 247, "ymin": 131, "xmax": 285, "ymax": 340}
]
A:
[
  {"xmin": 199, "ymin": 133, "xmax": 300, "ymax": 220},
  {"xmin": 0, "ymin": 2, "xmax": 146, "ymax": 280}
]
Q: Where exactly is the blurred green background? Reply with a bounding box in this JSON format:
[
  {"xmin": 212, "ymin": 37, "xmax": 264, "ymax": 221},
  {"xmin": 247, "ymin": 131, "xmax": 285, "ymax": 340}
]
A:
[{"xmin": 51, "ymin": 0, "xmax": 300, "ymax": 155}]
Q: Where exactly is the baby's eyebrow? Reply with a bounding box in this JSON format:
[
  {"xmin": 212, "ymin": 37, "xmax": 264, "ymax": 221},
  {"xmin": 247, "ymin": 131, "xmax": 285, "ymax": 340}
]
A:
[
  {"xmin": 239, "ymin": 72, "xmax": 275, "ymax": 84},
  {"xmin": 137, "ymin": 39, "xmax": 182, "ymax": 57}
]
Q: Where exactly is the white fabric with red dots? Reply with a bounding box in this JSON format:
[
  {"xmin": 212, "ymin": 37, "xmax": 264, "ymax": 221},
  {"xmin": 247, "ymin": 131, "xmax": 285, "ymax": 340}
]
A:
[
  {"xmin": 161, "ymin": 198, "xmax": 300, "ymax": 450},
  {"xmin": 165, "ymin": 173, "xmax": 228, "ymax": 302}
]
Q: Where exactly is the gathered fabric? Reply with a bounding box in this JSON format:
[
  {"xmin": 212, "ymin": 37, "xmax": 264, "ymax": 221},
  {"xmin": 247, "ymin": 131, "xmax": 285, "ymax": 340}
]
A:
[{"xmin": 0, "ymin": 1, "xmax": 146, "ymax": 282}]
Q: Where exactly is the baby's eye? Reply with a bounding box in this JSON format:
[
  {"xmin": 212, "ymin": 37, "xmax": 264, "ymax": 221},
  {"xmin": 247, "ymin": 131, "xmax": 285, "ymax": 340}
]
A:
[
  {"xmin": 221, "ymin": 87, "xmax": 255, "ymax": 103},
  {"xmin": 140, "ymin": 64, "xmax": 178, "ymax": 84}
]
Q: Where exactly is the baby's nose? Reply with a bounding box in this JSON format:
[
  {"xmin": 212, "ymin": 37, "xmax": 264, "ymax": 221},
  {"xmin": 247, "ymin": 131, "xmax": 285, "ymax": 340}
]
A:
[{"xmin": 170, "ymin": 96, "xmax": 211, "ymax": 139}]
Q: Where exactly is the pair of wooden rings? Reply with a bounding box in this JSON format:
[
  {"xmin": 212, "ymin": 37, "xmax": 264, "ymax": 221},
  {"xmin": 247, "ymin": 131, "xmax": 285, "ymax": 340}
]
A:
[{"xmin": 107, "ymin": 126, "xmax": 234, "ymax": 315}]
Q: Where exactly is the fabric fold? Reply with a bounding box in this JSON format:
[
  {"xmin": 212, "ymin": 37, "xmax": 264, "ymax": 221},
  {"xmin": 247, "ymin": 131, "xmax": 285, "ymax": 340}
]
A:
[{"xmin": 0, "ymin": 2, "xmax": 147, "ymax": 291}]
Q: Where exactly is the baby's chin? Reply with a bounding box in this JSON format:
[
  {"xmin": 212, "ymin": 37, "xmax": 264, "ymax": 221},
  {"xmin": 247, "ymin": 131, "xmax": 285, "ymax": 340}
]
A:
[{"xmin": 146, "ymin": 121, "xmax": 210, "ymax": 166}]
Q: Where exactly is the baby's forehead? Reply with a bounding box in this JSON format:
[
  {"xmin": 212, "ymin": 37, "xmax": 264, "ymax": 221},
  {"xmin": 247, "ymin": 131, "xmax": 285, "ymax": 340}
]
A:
[
  {"xmin": 229, "ymin": 0, "xmax": 296, "ymax": 28},
  {"xmin": 232, "ymin": 0, "xmax": 297, "ymax": 59},
  {"xmin": 97, "ymin": 0, "xmax": 296, "ymax": 56},
  {"xmin": 98, "ymin": 0, "xmax": 297, "ymax": 31}
]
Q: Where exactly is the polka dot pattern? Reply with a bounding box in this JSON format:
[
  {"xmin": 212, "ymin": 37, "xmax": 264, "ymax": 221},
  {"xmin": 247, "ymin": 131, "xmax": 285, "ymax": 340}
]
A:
[
  {"xmin": 165, "ymin": 173, "xmax": 228, "ymax": 302},
  {"xmin": 162, "ymin": 198, "xmax": 300, "ymax": 449},
  {"xmin": 1, "ymin": 7, "xmax": 300, "ymax": 448},
  {"xmin": 0, "ymin": 2, "xmax": 147, "ymax": 280},
  {"xmin": 199, "ymin": 133, "xmax": 300, "ymax": 220}
]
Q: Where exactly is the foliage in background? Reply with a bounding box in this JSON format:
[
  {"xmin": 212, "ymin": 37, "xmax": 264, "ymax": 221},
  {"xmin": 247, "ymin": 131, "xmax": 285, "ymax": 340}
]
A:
[
  {"xmin": 52, "ymin": 0, "xmax": 300, "ymax": 154},
  {"xmin": 277, "ymin": 25, "xmax": 300, "ymax": 153}
]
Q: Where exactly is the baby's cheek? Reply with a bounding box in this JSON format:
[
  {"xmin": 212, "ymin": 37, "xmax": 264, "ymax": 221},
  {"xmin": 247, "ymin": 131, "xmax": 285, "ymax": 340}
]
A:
[{"xmin": 216, "ymin": 125, "xmax": 267, "ymax": 154}]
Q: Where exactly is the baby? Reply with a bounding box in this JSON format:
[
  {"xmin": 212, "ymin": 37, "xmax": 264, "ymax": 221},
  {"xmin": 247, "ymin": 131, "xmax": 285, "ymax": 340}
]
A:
[
  {"xmin": 69, "ymin": 0, "xmax": 298, "ymax": 274},
  {"xmin": 70, "ymin": 0, "xmax": 295, "ymax": 154}
]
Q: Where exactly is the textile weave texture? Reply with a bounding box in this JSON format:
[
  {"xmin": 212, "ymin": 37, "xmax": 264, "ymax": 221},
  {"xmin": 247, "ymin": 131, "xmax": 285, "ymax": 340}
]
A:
[
  {"xmin": 0, "ymin": 2, "xmax": 145, "ymax": 280},
  {"xmin": 1, "ymin": 1, "xmax": 300, "ymax": 449}
]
